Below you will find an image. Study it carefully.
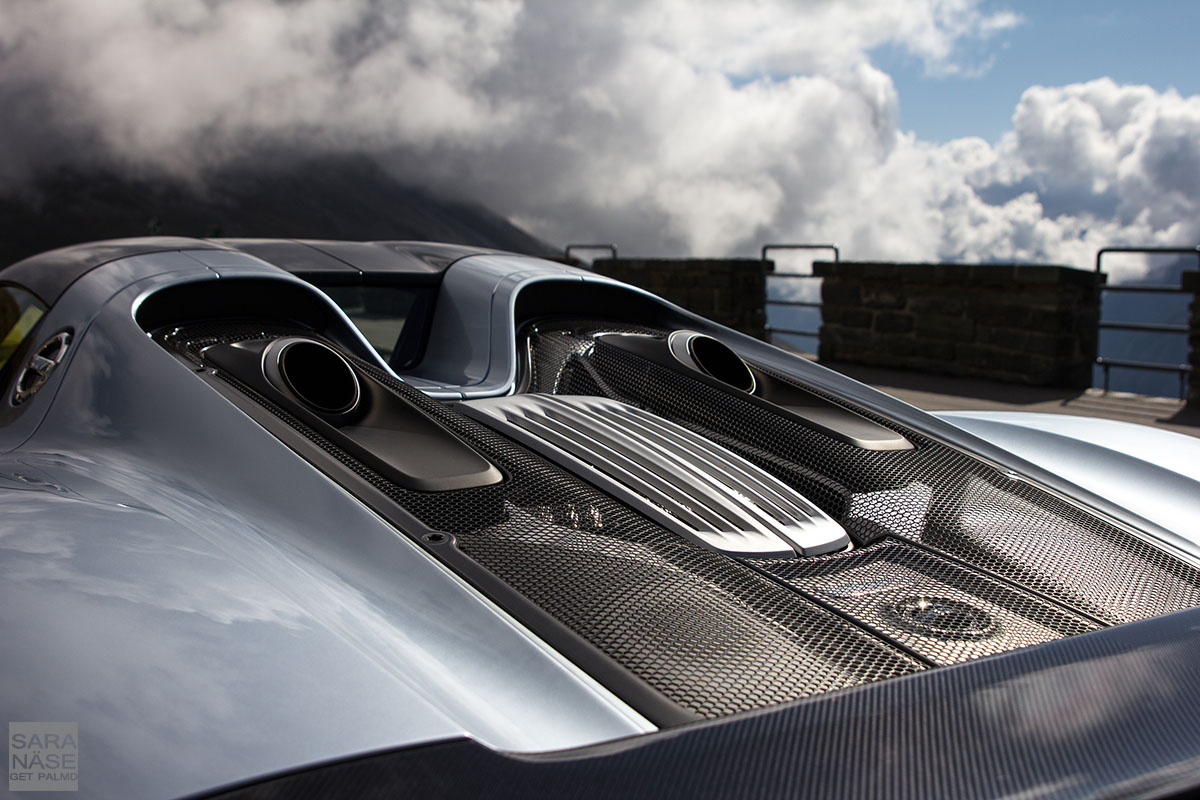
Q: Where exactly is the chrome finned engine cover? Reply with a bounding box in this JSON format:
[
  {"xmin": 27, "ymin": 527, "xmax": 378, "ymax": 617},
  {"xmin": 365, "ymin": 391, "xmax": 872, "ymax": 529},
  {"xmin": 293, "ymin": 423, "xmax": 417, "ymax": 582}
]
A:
[{"xmin": 461, "ymin": 394, "xmax": 850, "ymax": 558}]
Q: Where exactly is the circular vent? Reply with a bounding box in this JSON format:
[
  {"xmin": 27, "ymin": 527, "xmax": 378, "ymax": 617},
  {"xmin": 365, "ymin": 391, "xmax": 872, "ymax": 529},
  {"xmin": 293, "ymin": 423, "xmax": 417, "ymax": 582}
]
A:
[
  {"xmin": 12, "ymin": 330, "xmax": 72, "ymax": 405},
  {"xmin": 881, "ymin": 595, "xmax": 999, "ymax": 640}
]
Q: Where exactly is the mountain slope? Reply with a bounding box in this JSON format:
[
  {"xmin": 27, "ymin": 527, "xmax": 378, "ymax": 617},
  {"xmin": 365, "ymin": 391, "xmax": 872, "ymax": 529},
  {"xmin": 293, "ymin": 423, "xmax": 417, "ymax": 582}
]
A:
[{"xmin": 0, "ymin": 154, "xmax": 558, "ymax": 266}]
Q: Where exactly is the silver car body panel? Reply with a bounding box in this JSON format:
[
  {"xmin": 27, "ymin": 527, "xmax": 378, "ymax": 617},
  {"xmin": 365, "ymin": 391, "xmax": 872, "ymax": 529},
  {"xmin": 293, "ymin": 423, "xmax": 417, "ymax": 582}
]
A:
[
  {"xmin": 392, "ymin": 250, "xmax": 1200, "ymax": 567},
  {"xmin": 0, "ymin": 251, "xmax": 651, "ymax": 800},
  {"xmin": 4, "ymin": 241, "xmax": 1200, "ymax": 798},
  {"xmin": 414, "ymin": 254, "xmax": 652, "ymax": 398},
  {"xmin": 934, "ymin": 410, "xmax": 1200, "ymax": 548}
]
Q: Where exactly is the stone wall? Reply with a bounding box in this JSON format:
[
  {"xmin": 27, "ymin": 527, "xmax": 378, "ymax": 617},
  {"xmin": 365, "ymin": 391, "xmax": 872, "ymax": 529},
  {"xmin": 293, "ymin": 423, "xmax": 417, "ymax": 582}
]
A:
[
  {"xmin": 591, "ymin": 258, "xmax": 771, "ymax": 338},
  {"xmin": 1184, "ymin": 270, "xmax": 1200, "ymax": 405},
  {"xmin": 813, "ymin": 261, "xmax": 1104, "ymax": 388}
]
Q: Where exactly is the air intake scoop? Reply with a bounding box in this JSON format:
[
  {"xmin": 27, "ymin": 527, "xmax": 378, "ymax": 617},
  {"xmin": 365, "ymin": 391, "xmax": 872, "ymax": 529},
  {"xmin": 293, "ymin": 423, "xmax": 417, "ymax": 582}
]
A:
[{"xmin": 461, "ymin": 395, "xmax": 849, "ymax": 558}]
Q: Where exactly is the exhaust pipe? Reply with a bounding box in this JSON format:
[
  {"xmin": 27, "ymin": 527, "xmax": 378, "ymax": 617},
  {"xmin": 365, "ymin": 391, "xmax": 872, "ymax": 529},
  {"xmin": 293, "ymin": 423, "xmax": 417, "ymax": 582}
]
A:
[
  {"xmin": 667, "ymin": 331, "xmax": 756, "ymax": 393},
  {"xmin": 265, "ymin": 338, "xmax": 361, "ymax": 416}
]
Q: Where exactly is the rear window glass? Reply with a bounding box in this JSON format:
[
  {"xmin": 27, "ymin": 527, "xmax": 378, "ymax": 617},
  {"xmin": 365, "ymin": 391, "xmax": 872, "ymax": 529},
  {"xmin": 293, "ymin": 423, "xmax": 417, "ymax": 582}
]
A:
[
  {"xmin": 0, "ymin": 285, "xmax": 46, "ymax": 371},
  {"xmin": 321, "ymin": 286, "xmax": 418, "ymax": 364}
]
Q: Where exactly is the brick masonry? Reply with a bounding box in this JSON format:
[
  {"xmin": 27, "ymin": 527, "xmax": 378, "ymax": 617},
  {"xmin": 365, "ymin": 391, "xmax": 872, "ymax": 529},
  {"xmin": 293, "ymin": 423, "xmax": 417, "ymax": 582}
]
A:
[
  {"xmin": 591, "ymin": 258, "xmax": 771, "ymax": 338},
  {"xmin": 813, "ymin": 261, "xmax": 1105, "ymax": 389},
  {"xmin": 1183, "ymin": 270, "xmax": 1200, "ymax": 405}
]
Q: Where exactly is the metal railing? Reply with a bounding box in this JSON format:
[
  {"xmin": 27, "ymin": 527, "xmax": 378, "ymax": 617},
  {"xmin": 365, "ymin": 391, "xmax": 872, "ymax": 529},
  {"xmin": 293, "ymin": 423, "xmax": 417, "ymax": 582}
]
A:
[
  {"xmin": 563, "ymin": 243, "xmax": 618, "ymax": 263},
  {"xmin": 761, "ymin": 244, "xmax": 839, "ymax": 347},
  {"xmin": 1094, "ymin": 247, "xmax": 1198, "ymax": 399}
]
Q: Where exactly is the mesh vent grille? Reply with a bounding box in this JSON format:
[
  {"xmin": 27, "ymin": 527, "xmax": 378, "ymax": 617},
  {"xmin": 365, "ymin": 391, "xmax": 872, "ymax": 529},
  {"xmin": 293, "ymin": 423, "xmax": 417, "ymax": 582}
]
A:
[
  {"xmin": 757, "ymin": 539, "xmax": 1102, "ymax": 665},
  {"xmin": 524, "ymin": 322, "xmax": 1200, "ymax": 626},
  {"xmin": 154, "ymin": 317, "xmax": 1200, "ymax": 720},
  {"xmin": 156, "ymin": 322, "xmax": 924, "ymax": 719}
]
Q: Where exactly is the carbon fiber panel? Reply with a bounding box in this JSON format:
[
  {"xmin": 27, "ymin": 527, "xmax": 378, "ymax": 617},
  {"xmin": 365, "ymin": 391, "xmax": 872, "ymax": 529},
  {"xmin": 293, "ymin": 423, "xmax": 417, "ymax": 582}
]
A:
[
  {"xmin": 757, "ymin": 538, "xmax": 1101, "ymax": 665},
  {"xmin": 156, "ymin": 316, "xmax": 1200, "ymax": 723},
  {"xmin": 524, "ymin": 322, "xmax": 1200, "ymax": 626},
  {"xmin": 205, "ymin": 606, "xmax": 1200, "ymax": 800},
  {"xmin": 155, "ymin": 322, "xmax": 924, "ymax": 719}
]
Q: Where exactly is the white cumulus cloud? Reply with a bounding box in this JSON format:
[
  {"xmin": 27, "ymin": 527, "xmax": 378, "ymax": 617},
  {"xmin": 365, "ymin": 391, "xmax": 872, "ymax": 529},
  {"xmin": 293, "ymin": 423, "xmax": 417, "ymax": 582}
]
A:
[{"xmin": 1, "ymin": 0, "xmax": 1196, "ymax": 281}]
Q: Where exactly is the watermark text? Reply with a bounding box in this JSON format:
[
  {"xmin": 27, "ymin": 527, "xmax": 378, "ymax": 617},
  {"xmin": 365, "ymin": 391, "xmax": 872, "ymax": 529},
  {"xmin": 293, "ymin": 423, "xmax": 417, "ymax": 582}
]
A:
[{"xmin": 9, "ymin": 722, "xmax": 77, "ymax": 792}]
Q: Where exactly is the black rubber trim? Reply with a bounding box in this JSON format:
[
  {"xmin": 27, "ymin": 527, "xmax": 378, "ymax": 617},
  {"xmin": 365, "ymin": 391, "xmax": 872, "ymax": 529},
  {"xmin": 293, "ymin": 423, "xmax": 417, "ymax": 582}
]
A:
[{"xmin": 202, "ymin": 605, "xmax": 1200, "ymax": 799}]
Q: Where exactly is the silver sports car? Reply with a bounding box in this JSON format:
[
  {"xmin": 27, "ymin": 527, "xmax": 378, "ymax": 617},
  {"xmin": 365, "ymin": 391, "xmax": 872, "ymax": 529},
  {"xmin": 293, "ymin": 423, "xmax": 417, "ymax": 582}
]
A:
[{"xmin": 3, "ymin": 238, "xmax": 1200, "ymax": 799}]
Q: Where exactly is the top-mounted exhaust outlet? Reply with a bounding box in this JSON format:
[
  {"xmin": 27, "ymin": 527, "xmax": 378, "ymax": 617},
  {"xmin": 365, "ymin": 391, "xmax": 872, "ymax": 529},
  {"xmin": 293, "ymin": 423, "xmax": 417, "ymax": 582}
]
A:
[
  {"xmin": 269, "ymin": 338, "xmax": 361, "ymax": 415},
  {"xmin": 668, "ymin": 331, "xmax": 756, "ymax": 393},
  {"xmin": 200, "ymin": 335, "xmax": 502, "ymax": 492}
]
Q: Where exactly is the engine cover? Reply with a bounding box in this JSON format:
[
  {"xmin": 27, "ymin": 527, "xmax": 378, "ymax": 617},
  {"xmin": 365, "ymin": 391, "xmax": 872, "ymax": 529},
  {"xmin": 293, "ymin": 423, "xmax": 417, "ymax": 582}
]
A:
[{"xmin": 461, "ymin": 394, "xmax": 850, "ymax": 558}]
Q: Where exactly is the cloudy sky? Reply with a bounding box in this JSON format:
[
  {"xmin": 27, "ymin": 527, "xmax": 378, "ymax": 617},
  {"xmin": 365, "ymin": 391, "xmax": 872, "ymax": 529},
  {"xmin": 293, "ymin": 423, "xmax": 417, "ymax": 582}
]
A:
[{"xmin": 2, "ymin": 0, "xmax": 1197, "ymax": 280}]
